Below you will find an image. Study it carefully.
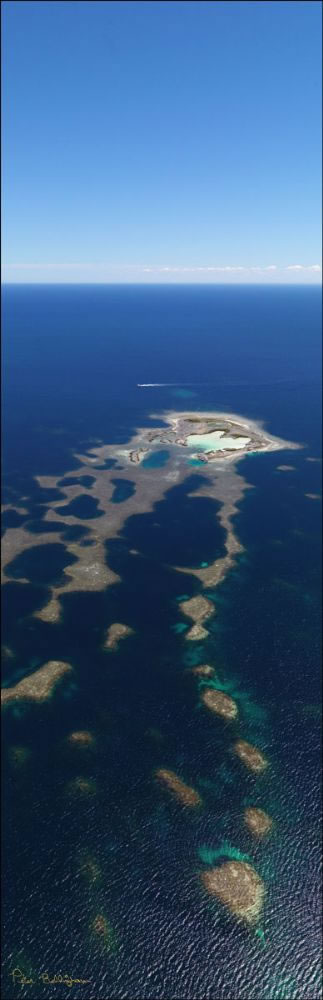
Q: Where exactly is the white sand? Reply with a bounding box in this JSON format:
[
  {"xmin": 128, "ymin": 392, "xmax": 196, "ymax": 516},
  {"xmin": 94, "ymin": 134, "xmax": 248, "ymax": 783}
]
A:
[{"xmin": 186, "ymin": 430, "xmax": 250, "ymax": 451}]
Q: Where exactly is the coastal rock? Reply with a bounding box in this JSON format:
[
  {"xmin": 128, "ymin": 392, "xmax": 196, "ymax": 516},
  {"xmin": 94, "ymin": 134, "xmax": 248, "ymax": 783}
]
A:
[
  {"xmin": 155, "ymin": 768, "xmax": 202, "ymax": 808},
  {"xmin": 201, "ymin": 860, "xmax": 265, "ymax": 923},
  {"xmin": 233, "ymin": 739, "xmax": 268, "ymax": 773},
  {"xmin": 1, "ymin": 660, "xmax": 72, "ymax": 706},
  {"xmin": 129, "ymin": 449, "xmax": 148, "ymax": 463},
  {"xmin": 201, "ymin": 687, "xmax": 238, "ymax": 720},
  {"xmin": 244, "ymin": 806, "xmax": 273, "ymax": 836}
]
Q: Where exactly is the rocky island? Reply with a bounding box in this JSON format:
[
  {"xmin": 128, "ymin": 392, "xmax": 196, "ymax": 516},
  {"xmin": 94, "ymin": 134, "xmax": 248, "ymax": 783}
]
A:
[
  {"xmin": 233, "ymin": 739, "xmax": 268, "ymax": 773},
  {"xmin": 1, "ymin": 660, "xmax": 73, "ymax": 706},
  {"xmin": 103, "ymin": 622, "xmax": 134, "ymax": 651},
  {"xmin": 179, "ymin": 594, "xmax": 214, "ymax": 640},
  {"xmin": 189, "ymin": 664, "xmax": 216, "ymax": 678},
  {"xmin": 119, "ymin": 410, "xmax": 299, "ymax": 466},
  {"xmin": 201, "ymin": 860, "xmax": 265, "ymax": 924},
  {"xmin": 244, "ymin": 806, "xmax": 273, "ymax": 836},
  {"xmin": 67, "ymin": 730, "xmax": 95, "ymax": 747},
  {"xmin": 155, "ymin": 768, "xmax": 202, "ymax": 808},
  {"xmin": 179, "ymin": 595, "xmax": 214, "ymax": 623},
  {"xmin": 201, "ymin": 687, "xmax": 238, "ymax": 720}
]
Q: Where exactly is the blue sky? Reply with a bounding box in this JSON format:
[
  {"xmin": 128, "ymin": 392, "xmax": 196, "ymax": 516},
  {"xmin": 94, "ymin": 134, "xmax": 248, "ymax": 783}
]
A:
[{"xmin": 2, "ymin": 0, "xmax": 322, "ymax": 283}]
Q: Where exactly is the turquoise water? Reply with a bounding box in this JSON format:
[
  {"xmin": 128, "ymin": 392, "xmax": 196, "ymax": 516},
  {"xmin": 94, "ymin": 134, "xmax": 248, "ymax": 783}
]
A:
[{"xmin": 171, "ymin": 388, "xmax": 196, "ymax": 399}]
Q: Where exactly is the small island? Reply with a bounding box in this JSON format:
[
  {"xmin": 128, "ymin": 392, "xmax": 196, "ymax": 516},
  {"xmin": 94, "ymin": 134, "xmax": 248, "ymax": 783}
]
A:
[
  {"xmin": 119, "ymin": 410, "xmax": 299, "ymax": 467},
  {"xmin": 201, "ymin": 687, "xmax": 238, "ymax": 720},
  {"xmin": 233, "ymin": 739, "xmax": 268, "ymax": 773},
  {"xmin": 189, "ymin": 664, "xmax": 216, "ymax": 678},
  {"xmin": 179, "ymin": 595, "xmax": 214, "ymax": 623},
  {"xmin": 201, "ymin": 860, "xmax": 265, "ymax": 924},
  {"xmin": 244, "ymin": 806, "xmax": 273, "ymax": 836},
  {"xmin": 103, "ymin": 622, "xmax": 134, "ymax": 651},
  {"xmin": 155, "ymin": 768, "xmax": 202, "ymax": 808}
]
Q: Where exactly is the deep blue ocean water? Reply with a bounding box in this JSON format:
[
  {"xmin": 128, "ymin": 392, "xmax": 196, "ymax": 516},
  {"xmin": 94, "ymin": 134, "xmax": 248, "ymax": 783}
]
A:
[{"xmin": 1, "ymin": 285, "xmax": 322, "ymax": 999}]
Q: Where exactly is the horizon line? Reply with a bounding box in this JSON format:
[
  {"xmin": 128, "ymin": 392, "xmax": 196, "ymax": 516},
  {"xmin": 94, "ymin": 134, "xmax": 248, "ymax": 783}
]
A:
[{"xmin": 2, "ymin": 280, "xmax": 322, "ymax": 287}]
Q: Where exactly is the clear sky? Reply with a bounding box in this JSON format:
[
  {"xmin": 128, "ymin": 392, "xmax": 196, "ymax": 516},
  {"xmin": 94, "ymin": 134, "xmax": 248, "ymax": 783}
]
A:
[{"xmin": 2, "ymin": 0, "xmax": 322, "ymax": 283}]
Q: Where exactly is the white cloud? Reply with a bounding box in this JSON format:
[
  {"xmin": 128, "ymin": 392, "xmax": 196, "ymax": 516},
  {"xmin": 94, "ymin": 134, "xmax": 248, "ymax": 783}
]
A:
[
  {"xmin": 286, "ymin": 264, "xmax": 321, "ymax": 272},
  {"xmin": 4, "ymin": 261, "xmax": 321, "ymax": 282}
]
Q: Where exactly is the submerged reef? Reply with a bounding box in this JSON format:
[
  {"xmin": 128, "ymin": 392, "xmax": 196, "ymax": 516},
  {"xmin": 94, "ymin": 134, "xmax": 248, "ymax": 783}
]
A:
[
  {"xmin": 201, "ymin": 860, "xmax": 265, "ymax": 924},
  {"xmin": 244, "ymin": 806, "xmax": 273, "ymax": 837},
  {"xmin": 79, "ymin": 854, "xmax": 102, "ymax": 885},
  {"xmin": 1, "ymin": 660, "xmax": 72, "ymax": 706},
  {"xmin": 201, "ymin": 687, "xmax": 238, "ymax": 720},
  {"xmin": 155, "ymin": 768, "xmax": 202, "ymax": 808},
  {"xmin": 90, "ymin": 914, "xmax": 117, "ymax": 952},
  {"xmin": 233, "ymin": 739, "xmax": 268, "ymax": 773},
  {"xmin": 8, "ymin": 745, "xmax": 32, "ymax": 768},
  {"xmin": 66, "ymin": 777, "xmax": 97, "ymax": 797}
]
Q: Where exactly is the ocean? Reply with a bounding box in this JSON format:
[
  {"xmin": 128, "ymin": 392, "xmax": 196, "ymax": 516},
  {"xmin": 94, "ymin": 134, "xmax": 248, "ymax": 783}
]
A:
[{"xmin": 1, "ymin": 284, "xmax": 322, "ymax": 999}]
